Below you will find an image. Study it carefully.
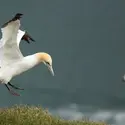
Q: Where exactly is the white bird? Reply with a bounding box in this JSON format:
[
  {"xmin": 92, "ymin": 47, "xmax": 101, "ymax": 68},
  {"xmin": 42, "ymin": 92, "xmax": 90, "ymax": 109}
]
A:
[{"xmin": 0, "ymin": 13, "xmax": 54, "ymax": 96}]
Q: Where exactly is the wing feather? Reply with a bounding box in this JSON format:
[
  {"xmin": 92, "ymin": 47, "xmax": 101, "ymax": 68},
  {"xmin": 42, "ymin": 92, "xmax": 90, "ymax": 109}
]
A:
[
  {"xmin": 0, "ymin": 14, "xmax": 22, "ymax": 67},
  {"xmin": 0, "ymin": 14, "xmax": 35, "ymax": 67}
]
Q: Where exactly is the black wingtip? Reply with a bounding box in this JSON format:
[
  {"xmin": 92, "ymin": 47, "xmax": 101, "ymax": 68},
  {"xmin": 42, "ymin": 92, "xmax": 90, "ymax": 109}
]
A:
[
  {"xmin": 22, "ymin": 31, "xmax": 35, "ymax": 44},
  {"xmin": 15, "ymin": 13, "xmax": 23, "ymax": 16},
  {"xmin": 1, "ymin": 13, "xmax": 23, "ymax": 28},
  {"xmin": 13, "ymin": 13, "xmax": 23, "ymax": 20},
  {"xmin": 26, "ymin": 31, "xmax": 35, "ymax": 42}
]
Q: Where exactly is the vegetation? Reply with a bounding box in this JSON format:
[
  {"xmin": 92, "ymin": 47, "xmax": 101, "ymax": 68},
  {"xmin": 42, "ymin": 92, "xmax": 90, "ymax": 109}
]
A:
[{"xmin": 0, "ymin": 105, "xmax": 109, "ymax": 125}]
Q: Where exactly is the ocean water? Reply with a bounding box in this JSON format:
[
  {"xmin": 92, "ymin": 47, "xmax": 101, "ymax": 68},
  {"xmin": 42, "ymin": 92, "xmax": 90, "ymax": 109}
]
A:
[{"xmin": 50, "ymin": 104, "xmax": 125, "ymax": 125}]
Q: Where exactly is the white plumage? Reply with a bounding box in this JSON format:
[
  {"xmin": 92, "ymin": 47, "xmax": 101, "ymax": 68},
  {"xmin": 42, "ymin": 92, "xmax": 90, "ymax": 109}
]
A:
[{"xmin": 0, "ymin": 13, "xmax": 54, "ymax": 96}]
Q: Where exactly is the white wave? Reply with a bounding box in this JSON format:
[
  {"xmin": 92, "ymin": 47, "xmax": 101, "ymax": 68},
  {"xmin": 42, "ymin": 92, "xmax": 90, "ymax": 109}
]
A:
[
  {"xmin": 114, "ymin": 113, "xmax": 125, "ymax": 125},
  {"xmin": 50, "ymin": 103, "xmax": 125, "ymax": 125},
  {"xmin": 90, "ymin": 110, "xmax": 113, "ymax": 121}
]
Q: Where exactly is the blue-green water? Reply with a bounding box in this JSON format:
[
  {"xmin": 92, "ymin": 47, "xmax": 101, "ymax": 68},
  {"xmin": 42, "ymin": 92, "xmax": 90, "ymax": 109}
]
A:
[{"xmin": 0, "ymin": 0, "xmax": 125, "ymax": 125}]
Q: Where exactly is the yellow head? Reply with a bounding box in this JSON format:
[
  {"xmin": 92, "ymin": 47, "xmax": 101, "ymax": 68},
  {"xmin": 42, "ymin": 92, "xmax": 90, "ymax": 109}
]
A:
[{"xmin": 35, "ymin": 52, "xmax": 54, "ymax": 76}]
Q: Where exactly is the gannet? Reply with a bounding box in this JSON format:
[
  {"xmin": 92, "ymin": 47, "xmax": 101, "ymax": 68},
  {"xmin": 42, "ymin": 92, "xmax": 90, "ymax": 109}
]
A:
[{"xmin": 0, "ymin": 13, "xmax": 54, "ymax": 96}]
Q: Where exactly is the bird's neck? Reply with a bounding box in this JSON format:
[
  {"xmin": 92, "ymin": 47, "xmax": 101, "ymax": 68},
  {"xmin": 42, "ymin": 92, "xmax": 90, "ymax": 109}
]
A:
[
  {"xmin": 12, "ymin": 55, "xmax": 41, "ymax": 77},
  {"xmin": 22, "ymin": 54, "xmax": 41, "ymax": 69}
]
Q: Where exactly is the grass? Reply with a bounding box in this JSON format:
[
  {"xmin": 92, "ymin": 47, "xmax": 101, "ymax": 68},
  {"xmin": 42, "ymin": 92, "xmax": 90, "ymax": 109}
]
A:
[{"xmin": 0, "ymin": 105, "xmax": 109, "ymax": 125}]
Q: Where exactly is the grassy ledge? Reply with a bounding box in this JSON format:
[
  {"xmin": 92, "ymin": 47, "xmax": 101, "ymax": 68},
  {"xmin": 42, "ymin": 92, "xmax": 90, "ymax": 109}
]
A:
[{"xmin": 0, "ymin": 105, "xmax": 109, "ymax": 125}]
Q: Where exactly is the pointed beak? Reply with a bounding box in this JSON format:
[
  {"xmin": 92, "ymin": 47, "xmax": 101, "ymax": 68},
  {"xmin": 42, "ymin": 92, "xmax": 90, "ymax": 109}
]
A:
[{"xmin": 48, "ymin": 65, "xmax": 54, "ymax": 76}]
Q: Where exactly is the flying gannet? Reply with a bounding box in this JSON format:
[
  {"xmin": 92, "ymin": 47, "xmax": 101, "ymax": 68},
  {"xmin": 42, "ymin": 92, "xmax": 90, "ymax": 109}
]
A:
[{"xmin": 0, "ymin": 13, "xmax": 54, "ymax": 96}]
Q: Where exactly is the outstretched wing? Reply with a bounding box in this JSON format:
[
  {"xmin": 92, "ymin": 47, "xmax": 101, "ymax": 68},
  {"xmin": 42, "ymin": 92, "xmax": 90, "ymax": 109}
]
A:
[
  {"xmin": 0, "ymin": 13, "xmax": 23, "ymax": 67},
  {"xmin": 0, "ymin": 13, "xmax": 35, "ymax": 67},
  {"xmin": 1, "ymin": 13, "xmax": 23, "ymax": 44},
  {"xmin": 17, "ymin": 29, "xmax": 35, "ymax": 48}
]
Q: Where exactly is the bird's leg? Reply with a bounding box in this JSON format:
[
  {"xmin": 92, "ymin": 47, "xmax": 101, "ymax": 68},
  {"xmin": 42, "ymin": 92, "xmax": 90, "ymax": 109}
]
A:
[
  {"xmin": 8, "ymin": 82, "xmax": 24, "ymax": 90},
  {"xmin": 5, "ymin": 84, "xmax": 20, "ymax": 96}
]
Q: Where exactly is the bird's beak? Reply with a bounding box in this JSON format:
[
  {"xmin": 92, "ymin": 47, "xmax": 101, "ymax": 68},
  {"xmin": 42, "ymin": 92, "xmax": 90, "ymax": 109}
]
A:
[{"xmin": 47, "ymin": 65, "xmax": 54, "ymax": 76}]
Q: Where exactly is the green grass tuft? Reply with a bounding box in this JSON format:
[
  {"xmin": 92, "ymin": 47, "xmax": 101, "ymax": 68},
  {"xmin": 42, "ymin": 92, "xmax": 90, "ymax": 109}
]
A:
[{"xmin": 0, "ymin": 105, "xmax": 109, "ymax": 125}]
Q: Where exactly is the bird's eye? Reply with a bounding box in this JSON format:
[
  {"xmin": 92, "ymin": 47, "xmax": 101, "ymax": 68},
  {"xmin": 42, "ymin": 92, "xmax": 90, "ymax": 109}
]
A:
[{"xmin": 46, "ymin": 62, "xmax": 50, "ymax": 65}]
